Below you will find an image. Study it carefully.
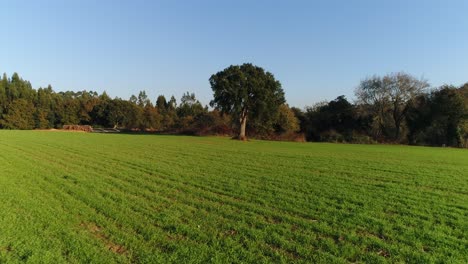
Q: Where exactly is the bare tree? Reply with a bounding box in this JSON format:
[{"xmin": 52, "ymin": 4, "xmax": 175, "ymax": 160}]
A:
[
  {"xmin": 356, "ymin": 73, "xmax": 429, "ymax": 140},
  {"xmin": 355, "ymin": 75, "xmax": 390, "ymax": 138},
  {"xmin": 386, "ymin": 73, "xmax": 429, "ymax": 139}
]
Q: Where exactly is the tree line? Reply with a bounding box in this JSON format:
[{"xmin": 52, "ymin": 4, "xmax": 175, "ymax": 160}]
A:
[
  {"xmin": 0, "ymin": 66, "xmax": 467, "ymax": 147},
  {"xmin": 0, "ymin": 71, "xmax": 298, "ymax": 138},
  {"xmin": 294, "ymin": 73, "xmax": 468, "ymax": 147}
]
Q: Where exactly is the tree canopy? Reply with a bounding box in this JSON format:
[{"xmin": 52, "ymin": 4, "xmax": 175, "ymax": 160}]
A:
[
  {"xmin": 355, "ymin": 73, "xmax": 429, "ymax": 140},
  {"xmin": 209, "ymin": 63, "xmax": 285, "ymax": 140}
]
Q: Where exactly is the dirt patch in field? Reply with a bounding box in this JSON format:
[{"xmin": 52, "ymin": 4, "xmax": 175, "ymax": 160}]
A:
[
  {"xmin": 0, "ymin": 245, "xmax": 12, "ymax": 253},
  {"xmin": 377, "ymin": 249, "xmax": 390, "ymax": 258},
  {"xmin": 80, "ymin": 222, "xmax": 127, "ymax": 255},
  {"xmin": 222, "ymin": 229, "xmax": 238, "ymax": 237}
]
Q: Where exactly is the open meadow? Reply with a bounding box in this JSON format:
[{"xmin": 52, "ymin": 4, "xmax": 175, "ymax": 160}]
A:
[{"xmin": 0, "ymin": 130, "xmax": 466, "ymax": 263}]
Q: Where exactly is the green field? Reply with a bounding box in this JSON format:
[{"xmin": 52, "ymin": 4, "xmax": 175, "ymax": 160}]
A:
[{"xmin": 0, "ymin": 131, "xmax": 466, "ymax": 263}]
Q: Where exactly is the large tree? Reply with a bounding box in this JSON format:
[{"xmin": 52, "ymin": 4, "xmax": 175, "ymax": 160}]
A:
[
  {"xmin": 209, "ymin": 63, "xmax": 285, "ymax": 140},
  {"xmin": 430, "ymin": 86, "xmax": 466, "ymax": 146},
  {"xmin": 406, "ymin": 85, "xmax": 466, "ymax": 146},
  {"xmin": 356, "ymin": 72, "xmax": 428, "ymax": 140},
  {"xmin": 303, "ymin": 96, "xmax": 360, "ymax": 142}
]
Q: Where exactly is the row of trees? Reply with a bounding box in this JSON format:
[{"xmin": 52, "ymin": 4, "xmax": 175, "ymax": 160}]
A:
[
  {"xmin": 0, "ymin": 66, "xmax": 466, "ymax": 147},
  {"xmin": 293, "ymin": 73, "xmax": 468, "ymax": 147},
  {"xmin": 0, "ymin": 71, "xmax": 298, "ymax": 138}
]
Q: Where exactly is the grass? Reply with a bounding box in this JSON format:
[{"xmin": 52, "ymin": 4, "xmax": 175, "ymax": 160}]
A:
[{"xmin": 0, "ymin": 130, "xmax": 466, "ymax": 263}]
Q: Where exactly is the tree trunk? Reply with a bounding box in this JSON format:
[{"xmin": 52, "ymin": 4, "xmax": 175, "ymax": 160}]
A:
[
  {"xmin": 393, "ymin": 103, "xmax": 408, "ymax": 141},
  {"xmin": 395, "ymin": 119, "xmax": 401, "ymax": 140},
  {"xmin": 239, "ymin": 115, "xmax": 247, "ymax": 141}
]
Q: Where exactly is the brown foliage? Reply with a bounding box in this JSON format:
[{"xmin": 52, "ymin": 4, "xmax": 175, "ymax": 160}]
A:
[{"xmin": 63, "ymin": 125, "xmax": 93, "ymax": 132}]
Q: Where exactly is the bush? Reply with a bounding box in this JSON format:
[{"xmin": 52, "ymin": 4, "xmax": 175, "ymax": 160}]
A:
[
  {"xmin": 319, "ymin": 130, "xmax": 345, "ymax": 143},
  {"xmin": 349, "ymin": 132, "xmax": 377, "ymax": 144},
  {"xmin": 193, "ymin": 110, "xmax": 233, "ymax": 136},
  {"xmin": 273, "ymin": 132, "xmax": 306, "ymax": 142}
]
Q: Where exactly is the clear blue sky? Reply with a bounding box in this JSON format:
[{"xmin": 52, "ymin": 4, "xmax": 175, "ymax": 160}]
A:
[{"xmin": 1, "ymin": 0, "xmax": 467, "ymax": 108}]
